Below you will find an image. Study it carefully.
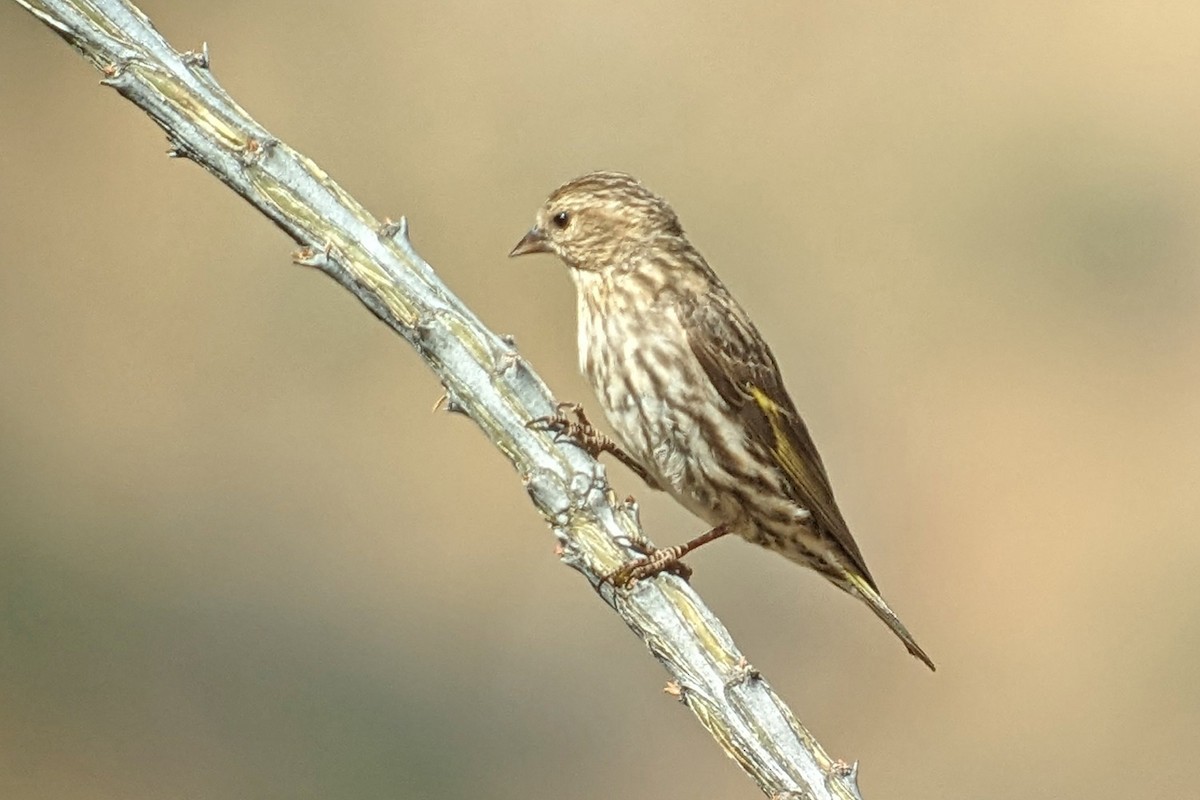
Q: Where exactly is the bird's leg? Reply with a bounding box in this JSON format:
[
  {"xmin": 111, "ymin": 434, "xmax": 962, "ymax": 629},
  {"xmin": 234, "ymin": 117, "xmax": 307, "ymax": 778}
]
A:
[
  {"xmin": 527, "ymin": 402, "xmax": 661, "ymax": 490},
  {"xmin": 606, "ymin": 523, "xmax": 733, "ymax": 587},
  {"xmin": 619, "ymin": 524, "xmax": 694, "ymax": 582}
]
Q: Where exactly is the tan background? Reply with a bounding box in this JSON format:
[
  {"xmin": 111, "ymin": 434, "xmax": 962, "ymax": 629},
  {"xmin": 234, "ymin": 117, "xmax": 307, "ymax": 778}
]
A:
[{"xmin": 2, "ymin": 2, "xmax": 1199, "ymax": 799}]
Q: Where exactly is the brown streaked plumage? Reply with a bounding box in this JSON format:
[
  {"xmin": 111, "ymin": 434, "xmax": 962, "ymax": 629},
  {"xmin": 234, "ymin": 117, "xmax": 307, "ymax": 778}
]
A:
[{"xmin": 510, "ymin": 171, "xmax": 934, "ymax": 670}]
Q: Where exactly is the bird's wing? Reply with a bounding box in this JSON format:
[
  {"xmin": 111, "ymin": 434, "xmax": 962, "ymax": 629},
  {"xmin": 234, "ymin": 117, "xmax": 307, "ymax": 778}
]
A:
[{"xmin": 678, "ymin": 291, "xmax": 876, "ymax": 586}]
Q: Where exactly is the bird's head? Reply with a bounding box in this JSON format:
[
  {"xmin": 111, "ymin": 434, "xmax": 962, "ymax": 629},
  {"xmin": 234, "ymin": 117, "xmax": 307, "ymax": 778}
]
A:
[{"xmin": 509, "ymin": 171, "xmax": 683, "ymax": 273}]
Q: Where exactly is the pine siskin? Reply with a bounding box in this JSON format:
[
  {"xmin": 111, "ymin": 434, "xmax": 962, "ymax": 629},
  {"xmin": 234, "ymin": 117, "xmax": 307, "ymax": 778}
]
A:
[{"xmin": 510, "ymin": 171, "xmax": 934, "ymax": 670}]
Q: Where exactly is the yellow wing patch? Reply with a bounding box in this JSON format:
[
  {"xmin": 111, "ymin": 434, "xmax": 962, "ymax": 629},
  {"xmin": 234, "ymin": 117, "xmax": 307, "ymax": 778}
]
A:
[{"xmin": 747, "ymin": 384, "xmax": 813, "ymax": 495}]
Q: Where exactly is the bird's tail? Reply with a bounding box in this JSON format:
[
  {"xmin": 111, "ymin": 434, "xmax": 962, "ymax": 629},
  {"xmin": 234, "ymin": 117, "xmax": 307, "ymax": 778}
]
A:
[{"xmin": 841, "ymin": 570, "xmax": 936, "ymax": 671}]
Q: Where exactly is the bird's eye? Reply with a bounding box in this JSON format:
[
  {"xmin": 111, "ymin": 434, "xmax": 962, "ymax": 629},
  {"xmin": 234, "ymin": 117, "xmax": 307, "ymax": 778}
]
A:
[{"xmin": 552, "ymin": 211, "xmax": 571, "ymax": 229}]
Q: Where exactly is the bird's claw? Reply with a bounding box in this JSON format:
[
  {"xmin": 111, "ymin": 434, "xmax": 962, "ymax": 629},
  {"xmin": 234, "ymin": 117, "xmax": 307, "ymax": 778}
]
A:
[
  {"xmin": 526, "ymin": 403, "xmax": 613, "ymax": 459},
  {"xmin": 603, "ymin": 546, "xmax": 692, "ymax": 587},
  {"xmin": 527, "ymin": 403, "xmax": 663, "ymax": 490}
]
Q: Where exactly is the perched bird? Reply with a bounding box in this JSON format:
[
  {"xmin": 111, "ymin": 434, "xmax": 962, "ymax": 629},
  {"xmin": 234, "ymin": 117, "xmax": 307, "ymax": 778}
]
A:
[{"xmin": 510, "ymin": 171, "xmax": 934, "ymax": 670}]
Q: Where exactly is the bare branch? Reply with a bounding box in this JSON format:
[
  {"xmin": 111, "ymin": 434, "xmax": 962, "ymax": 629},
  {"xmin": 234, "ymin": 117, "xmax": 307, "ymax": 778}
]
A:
[{"xmin": 10, "ymin": 1, "xmax": 866, "ymax": 797}]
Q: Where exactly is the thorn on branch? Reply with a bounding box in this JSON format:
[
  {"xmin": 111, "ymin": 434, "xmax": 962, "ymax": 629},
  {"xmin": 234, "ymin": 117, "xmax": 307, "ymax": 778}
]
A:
[
  {"xmin": 830, "ymin": 759, "xmax": 860, "ymax": 792},
  {"xmin": 293, "ymin": 242, "xmax": 337, "ymax": 270},
  {"xmin": 166, "ymin": 136, "xmax": 195, "ymax": 160},
  {"xmin": 379, "ymin": 216, "xmax": 410, "ymax": 243},
  {"xmin": 431, "ymin": 386, "xmax": 467, "ymax": 416},
  {"xmin": 182, "ymin": 42, "xmax": 210, "ymax": 69},
  {"xmin": 500, "ymin": 333, "xmax": 517, "ymax": 347},
  {"xmin": 825, "ymin": 761, "xmax": 862, "ymax": 798}
]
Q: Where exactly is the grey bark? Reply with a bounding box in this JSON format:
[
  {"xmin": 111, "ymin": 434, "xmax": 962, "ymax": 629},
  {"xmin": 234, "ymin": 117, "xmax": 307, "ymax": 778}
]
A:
[{"xmin": 10, "ymin": 1, "xmax": 868, "ymax": 797}]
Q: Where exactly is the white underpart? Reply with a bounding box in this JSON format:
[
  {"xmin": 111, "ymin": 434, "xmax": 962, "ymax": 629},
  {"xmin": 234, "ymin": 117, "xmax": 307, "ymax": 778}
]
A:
[{"xmin": 570, "ymin": 268, "xmax": 809, "ymax": 545}]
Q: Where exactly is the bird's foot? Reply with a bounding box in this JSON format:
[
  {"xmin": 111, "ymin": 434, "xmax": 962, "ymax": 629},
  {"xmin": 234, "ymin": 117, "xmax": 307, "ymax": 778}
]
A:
[
  {"xmin": 605, "ymin": 523, "xmax": 733, "ymax": 587},
  {"xmin": 527, "ymin": 402, "xmax": 614, "ymax": 457},
  {"xmin": 527, "ymin": 402, "xmax": 660, "ymax": 489},
  {"xmin": 604, "ymin": 545, "xmax": 693, "ymax": 587}
]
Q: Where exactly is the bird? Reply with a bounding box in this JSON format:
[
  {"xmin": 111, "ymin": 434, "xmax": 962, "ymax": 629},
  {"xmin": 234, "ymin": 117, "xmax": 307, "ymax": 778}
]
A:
[{"xmin": 509, "ymin": 171, "xmax": 934, "ymax": 670}]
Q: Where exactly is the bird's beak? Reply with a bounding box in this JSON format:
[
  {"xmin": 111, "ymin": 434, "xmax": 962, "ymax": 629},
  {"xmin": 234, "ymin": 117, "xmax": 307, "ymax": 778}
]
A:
[{"xmin": 509, "ymin": 227, "xmax": 551, "ymax": 258}]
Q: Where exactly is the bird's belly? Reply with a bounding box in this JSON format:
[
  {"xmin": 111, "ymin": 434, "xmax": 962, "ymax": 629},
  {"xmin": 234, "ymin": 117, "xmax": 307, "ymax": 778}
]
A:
[
  {"xmin": 614, "ymin": 408, "xmax": 737, "ymax": 526},
  {"xmin": 582, "ymin": 318, "xmax": 747, "ymax": 529},
  {"xmin": 577, "ymin": 291, "xmax": 809, "ymax": 539}
]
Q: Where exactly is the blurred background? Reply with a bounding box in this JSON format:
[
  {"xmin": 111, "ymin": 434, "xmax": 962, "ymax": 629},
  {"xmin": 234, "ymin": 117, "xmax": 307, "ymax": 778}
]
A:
[{"xmin": 2, "ymin": 2, "xmax": 1199, "ymax": 798}]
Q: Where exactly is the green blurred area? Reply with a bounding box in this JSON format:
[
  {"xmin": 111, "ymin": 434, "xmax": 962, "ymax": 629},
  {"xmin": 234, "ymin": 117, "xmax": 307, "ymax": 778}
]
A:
[{"xmin": 2, "ymin": 2, "xmax": 1199, "ymax": 798}]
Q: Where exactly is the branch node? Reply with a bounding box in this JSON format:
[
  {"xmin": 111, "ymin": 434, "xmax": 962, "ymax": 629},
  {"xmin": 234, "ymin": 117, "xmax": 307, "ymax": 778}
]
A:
[
  {"xmin": 239, "ymin": 136, "xmax": 276, "ymax": 165},
  {"xmin": 182, "ymin": 41, "xmax": 210, "ymax": 69},
  {"xmin": 522, "ymin": 469, "xmax": 571, "ymax": 524},
  {"xmin": 726, "ymin": 656, "xmax": 761, "ymax": 689},
  {"xmin": 412, "ymin": 316, "xmax": 443, "ymax": 352},
  {"xmin": 492, "ymin": 349, "xmax": 520, "ymax": 376},
  {"xmin": 568, "ymin": 466, "xmax": 605, "ymax": 503},
  {"xmin": 556, "ymin": 533, "xmax": 585, "ymax": 569},
  {"xmin": 98, "ymin": 60, "xmax": 129, "ymax": 86},
  {"xmin": 491, "ymin": 334, "xmax": 521, "ymax": 377}
]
